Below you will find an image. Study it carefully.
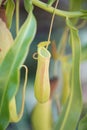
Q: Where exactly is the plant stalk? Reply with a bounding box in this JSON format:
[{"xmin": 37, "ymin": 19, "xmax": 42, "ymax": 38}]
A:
[{"xmin": 32, "ymin": 0, "xmax": 86, "ymax": 18}]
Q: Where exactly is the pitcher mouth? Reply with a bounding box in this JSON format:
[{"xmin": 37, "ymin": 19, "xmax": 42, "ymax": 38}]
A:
[{"xmin": 38, "ymin": 47, "xmax": 51, "ymax": 58}]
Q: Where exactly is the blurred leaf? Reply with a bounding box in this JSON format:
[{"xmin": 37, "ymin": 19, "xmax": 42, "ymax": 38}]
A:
[
  {"xmin": 5, "ymin": 0, "xmax": 15, "ymax": 28},
  {"xmin": 80, "ymin": 10, "xmax": 87, "ymax": 19},
  {"xmin": 51, "ymin": 41, "xmax": 58, "ymax": 60},
  {"xmin": 70, "ymin": 0, "xmax": 82, "ymax": 24},
  {"xmin": 78, "ymin": 114, "xmax": 87, "ymax": 130},
  {"xmin": 70, "ymin": 0, "xmax": 82, "ymax": 11},
  {"xmin": 47, "ymin": 0, "xmax": 56, "ymax": 6},
  {"xmin": 0, "ymin": 0, "xmax": 2, "ymax": 5},
  {"xmin": 81, "ymin": 44, "xmax": 87, "ymax": 61},
  {"xmin": 55, "ymin": 19, "xmax": 82, "ymax": 130},
  {"xmin": 0, "ymin": 11, "xmax": 37, "ymax": 130},
  {"xmin": 61, "ymin": 62, "xmax": 70, "ymax": 105},
  {"xmin": 24, "ymin": 0, "xmax": 33, "ymax": 13},
  {"xmin": 81, "ymin": 9, "xmax": 87, "ymax": 13}
]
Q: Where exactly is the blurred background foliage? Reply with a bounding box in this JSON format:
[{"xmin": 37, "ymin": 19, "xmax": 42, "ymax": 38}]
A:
[{"xmin": 5, "ymin": 0, "xmax": 87, "ymax": 130}]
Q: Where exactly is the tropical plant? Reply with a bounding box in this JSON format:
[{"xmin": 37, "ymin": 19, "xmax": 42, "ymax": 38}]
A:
[{"xmin": 0, "ymin": 0, "xmax": 87, "ymax": 130}]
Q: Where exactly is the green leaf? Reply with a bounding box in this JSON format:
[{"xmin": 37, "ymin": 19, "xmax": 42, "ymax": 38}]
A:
[
  {"xmin": 55, "ymin": 19, "xmax": 82, "ymax": 130},
  {"xmin": 81, "ymin": 44, "xmax": 87, "ymax": 61},
  {"xmin": 70, "ymin": 0, "xmax": 82, "ymax": 11},
  {"xmin": 69, "ymin": 0, "xmax": 82, "ymax": 24},
  {"xmin": 5, "ymin": 0, "xmax": 15, "ymax": 28},
  {"xmin": 60, "ymin": 62, "xmax": 70, "ymax": 105},
  {"xmin": 78, "ymin": 114, "xmax": 87, "ymax": 130},
  {"xmin": 47, "ymin": 0, "xmax": 56, "ymax": 6},
  {"xmin": 81, "ymin": 9, "xmax": 87, "ymax": 13},
  {"xmin": 80, "ymin": 10, "xmax": 87, "ymax": 19},
  {"xmin": 0, "ymin": 11, "xmax": 37, "ymax": 130},
  {"xmin": 24, "ymin": 0, "xmax": 33, "ymax": 13}
]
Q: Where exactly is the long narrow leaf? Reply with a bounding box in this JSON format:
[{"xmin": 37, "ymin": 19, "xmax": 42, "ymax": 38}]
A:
[
  {"xmin": 55, "ymin": 19, "xmax": 82, "ymax": 130},
  {"xmin": 0, "ymin": 11, "xmax": 37, "ymax": 130}
]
